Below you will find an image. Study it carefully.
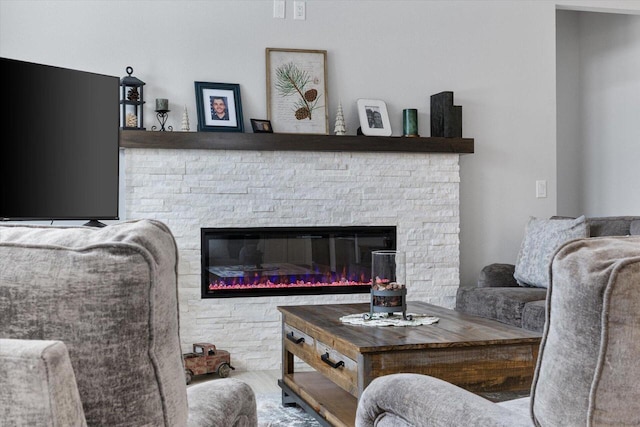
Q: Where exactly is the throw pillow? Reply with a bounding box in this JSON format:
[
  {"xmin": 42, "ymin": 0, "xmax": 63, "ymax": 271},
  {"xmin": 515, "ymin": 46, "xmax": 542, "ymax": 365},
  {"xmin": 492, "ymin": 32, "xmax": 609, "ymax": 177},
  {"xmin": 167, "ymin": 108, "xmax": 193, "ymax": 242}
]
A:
[
  {"xmin": 514, "ymin": 215, "xmax": 588, "ymax": 288},
  {"xmin": 630, "ymin": 220, "xmax": 640, "ymax": 235}
]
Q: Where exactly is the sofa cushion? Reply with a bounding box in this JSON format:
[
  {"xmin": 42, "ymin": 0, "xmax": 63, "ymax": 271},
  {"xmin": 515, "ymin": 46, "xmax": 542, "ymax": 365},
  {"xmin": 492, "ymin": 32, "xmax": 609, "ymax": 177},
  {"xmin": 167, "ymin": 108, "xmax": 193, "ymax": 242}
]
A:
[
  {"xmin": 455, "ymin": 286, "xmax": 547, "ymax": 329},
  {"xmin": 521, "ymin": 300, "xmax": 545, "ymax": 332},
  {"xmin": 477, "ymin": 263, "xmax": 518, "ymax": 288},
  {"xmin": 513, "ymin": 215, "xmax": 588, "ymax": 288},
  {"xmin": 588, "ymin": 216, "xmax": 640, "ymax": 236},
  {"xmin": 531, "ymin": 236, "xmax": 640, "ymax": 426},
  {"xmin": 0, "ymin": 220, "xmax": 187, "ymax": 427}
]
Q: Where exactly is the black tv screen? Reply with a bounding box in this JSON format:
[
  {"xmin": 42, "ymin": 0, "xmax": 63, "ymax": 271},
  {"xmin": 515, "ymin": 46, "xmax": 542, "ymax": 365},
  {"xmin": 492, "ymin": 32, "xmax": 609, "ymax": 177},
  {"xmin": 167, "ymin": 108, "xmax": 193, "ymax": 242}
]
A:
[{"xmin": 1, "ymin": 57, "xmax": 119, "ymax": 222}]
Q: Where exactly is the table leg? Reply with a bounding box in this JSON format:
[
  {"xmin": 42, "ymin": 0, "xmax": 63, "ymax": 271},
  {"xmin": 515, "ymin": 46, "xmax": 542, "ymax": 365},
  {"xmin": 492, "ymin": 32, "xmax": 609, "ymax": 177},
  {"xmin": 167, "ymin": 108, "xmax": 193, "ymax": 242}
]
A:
[{"xmin": 281, "ymin": 321, "xmax": 297, "ymax": 406}]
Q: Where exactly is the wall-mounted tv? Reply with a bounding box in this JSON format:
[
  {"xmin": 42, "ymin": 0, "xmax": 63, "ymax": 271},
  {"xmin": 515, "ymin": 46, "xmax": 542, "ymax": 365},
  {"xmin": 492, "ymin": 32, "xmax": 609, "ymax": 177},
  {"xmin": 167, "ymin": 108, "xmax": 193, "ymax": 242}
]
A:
[{"xmin": 0, "ymin": 57, "xmax": 120, "ymax": 224}]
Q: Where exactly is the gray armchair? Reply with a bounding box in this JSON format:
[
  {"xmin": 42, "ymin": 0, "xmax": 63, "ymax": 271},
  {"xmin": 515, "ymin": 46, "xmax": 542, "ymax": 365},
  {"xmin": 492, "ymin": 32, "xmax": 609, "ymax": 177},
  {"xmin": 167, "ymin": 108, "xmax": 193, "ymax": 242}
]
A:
[
  {"xmin": 0, "ymin": 219, "xmax": 257, "ymax": 427},
  {"xmin": 356, "ymin": 236, "xmax": 640, "ymax": 427}
]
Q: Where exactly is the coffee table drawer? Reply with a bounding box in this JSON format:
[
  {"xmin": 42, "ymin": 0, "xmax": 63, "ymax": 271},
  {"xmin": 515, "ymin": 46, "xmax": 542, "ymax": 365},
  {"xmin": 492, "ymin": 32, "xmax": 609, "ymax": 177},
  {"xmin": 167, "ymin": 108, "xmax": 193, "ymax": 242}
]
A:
[
  {"xmin": 283, "ymin": 324, "xmax": 316, "ymax": 361},
  {"xmin": 314, "ymin": 339, "xmax": 358, "ymax": 397},
  {"xmin": 283, "ymin": 324, "xmax": 314, "ymax": 347}
]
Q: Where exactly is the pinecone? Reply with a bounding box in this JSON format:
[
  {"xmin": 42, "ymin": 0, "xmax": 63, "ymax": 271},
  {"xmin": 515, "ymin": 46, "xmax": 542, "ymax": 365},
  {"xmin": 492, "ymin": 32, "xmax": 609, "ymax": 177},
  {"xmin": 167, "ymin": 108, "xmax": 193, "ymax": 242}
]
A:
[
  {"xmin": 125, "ymin": 113, "xmax": 137, "ymax": 127},
  {"xmin": 127, "ymin": 87, "xmax": 139, "ymax": 101},
  {"xmin": 295, "ymin": 107, "xmax": 310, "ymax": 120},
  {"xmin": 304, "ymin": 89, "xmax": 318, "ymax": 102}
]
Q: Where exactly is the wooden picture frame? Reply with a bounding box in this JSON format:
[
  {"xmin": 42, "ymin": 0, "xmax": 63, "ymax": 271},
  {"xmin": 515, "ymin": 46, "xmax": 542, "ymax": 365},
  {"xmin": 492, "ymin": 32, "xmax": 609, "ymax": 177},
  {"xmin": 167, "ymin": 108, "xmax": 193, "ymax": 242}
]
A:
[
  {"xmin": 266, "ymin": 48, "xmax": 328, "ymax": 135},
  {"xmin": 194, "ymin": 81, "xmax": 244, "ymax": 132},
  {"xmin": 250, "ymin": 119, "xmax": 273, "ymax": 133},
  {"xmin": 357, "ymin": 99, "xmax": 392, "ymax": 136}
]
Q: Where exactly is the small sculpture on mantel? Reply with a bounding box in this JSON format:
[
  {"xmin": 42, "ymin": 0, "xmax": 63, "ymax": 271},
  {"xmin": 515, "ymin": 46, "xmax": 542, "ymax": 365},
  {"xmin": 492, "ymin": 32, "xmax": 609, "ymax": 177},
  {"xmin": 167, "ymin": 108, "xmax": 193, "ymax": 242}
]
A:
[
  {"xmin": 181, "ymin": 105, "xmax": 190, "ymax": 132},
  {"xmin": 334, "ymin": 101, "xmax": 346, "ymax": 135}
]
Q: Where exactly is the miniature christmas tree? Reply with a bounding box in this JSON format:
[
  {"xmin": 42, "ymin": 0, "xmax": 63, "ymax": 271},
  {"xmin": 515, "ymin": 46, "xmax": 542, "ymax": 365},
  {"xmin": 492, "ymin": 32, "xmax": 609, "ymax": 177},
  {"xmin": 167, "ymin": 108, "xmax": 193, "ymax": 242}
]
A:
[
  {"xmin": 334, "ymin": 101, "xmax": 346, "ymax": 135},
  {"xmin": 181, "ymin": 105, "xmax": 190, "ymax": 132}
]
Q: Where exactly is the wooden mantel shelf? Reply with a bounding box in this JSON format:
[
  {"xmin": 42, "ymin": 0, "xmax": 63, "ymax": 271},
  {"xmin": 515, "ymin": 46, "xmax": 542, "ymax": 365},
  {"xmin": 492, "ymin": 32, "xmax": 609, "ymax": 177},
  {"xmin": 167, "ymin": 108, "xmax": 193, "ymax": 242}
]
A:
[{"xmin": 119, "ymin": 130, "xmax": 474, "ymax": 154}]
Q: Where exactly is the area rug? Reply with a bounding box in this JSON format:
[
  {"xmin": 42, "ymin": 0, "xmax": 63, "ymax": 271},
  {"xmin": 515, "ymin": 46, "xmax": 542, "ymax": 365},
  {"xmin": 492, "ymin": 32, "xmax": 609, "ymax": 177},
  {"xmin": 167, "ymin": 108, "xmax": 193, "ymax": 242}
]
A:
[{"xmin": 256, "ymin": 393, "xmax": 321, "ymax": 426}]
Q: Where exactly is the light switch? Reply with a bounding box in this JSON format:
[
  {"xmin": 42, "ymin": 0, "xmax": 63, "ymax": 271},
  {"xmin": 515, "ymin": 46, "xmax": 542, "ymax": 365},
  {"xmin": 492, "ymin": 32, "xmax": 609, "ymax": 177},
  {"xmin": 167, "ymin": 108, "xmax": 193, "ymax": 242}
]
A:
[
  {"xmin": 536, "ymin": 180, "xmax": 547, "ymax": 198},
  {"xmin": 273, "ymin": 0, "xmax": 285, "ymax": 19}
]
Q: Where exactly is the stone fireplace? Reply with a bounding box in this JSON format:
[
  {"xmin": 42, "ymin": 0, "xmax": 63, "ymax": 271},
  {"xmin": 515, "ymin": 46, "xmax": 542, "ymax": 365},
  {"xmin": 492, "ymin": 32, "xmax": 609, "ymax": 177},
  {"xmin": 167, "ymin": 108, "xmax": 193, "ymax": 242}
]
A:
[{"xmin": 122, "ymin": 131, "xmax": 470, "ymax": 370}]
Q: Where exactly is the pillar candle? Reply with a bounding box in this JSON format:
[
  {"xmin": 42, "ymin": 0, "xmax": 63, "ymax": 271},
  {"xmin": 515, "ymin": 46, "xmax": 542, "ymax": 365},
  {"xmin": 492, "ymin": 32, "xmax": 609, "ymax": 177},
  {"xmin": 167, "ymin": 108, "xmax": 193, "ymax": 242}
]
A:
[
  {"xmin": 156, "ymin": 98, "xmax": 169, "ymax": 111},
  {"xmin": 403, "ymin": 109, "xmax": 418, "ymax": 136}
]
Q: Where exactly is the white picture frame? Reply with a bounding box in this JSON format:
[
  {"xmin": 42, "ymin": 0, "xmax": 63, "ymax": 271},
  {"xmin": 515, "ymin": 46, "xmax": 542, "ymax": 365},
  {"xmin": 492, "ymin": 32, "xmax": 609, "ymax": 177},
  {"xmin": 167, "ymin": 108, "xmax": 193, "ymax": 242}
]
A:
[{"xmin": 357, "ymin": 99, "xmax": 392, "ymax": 136}]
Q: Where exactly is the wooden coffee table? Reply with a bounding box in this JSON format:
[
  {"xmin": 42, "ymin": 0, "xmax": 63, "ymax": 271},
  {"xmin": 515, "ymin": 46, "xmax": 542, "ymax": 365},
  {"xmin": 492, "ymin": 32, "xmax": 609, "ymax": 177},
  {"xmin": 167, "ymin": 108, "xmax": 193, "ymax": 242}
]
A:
[{"xmin": 278, "ymin": 301, "xmax": 542, "ymax": 427}]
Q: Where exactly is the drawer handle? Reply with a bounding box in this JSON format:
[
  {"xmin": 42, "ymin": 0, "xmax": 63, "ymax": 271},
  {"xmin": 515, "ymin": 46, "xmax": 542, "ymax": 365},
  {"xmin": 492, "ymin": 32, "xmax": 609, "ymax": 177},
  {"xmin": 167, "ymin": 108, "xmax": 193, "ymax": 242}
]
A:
[
  {"xmin": 286, "ymin": 331, "xmax": 305, "ymax": 344},
  {"xmin": 321, "ymin": 352, "xmax": 345, "ymax": 369}
]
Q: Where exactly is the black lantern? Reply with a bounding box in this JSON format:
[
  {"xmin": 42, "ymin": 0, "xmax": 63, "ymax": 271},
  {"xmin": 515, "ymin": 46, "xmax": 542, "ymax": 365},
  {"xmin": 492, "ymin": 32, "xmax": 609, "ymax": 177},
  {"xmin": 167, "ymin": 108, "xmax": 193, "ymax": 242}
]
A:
[{"xmin": 120, "ymin": 66, "xmax": 145, "ymax": 130}]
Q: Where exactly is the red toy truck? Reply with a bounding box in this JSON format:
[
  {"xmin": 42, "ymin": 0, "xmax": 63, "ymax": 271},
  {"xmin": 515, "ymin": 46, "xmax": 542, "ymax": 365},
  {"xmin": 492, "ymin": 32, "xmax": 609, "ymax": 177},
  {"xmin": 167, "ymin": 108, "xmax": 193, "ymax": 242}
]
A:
[{"xmin": 183, "ymin": 342, "xmax": 234, "ymax": 385}]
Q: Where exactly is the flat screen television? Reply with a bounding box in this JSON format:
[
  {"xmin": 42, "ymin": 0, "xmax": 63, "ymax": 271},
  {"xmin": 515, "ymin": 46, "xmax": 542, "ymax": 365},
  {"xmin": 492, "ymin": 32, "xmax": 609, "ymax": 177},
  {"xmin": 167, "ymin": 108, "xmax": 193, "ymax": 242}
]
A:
[{"xmin": 0, "ymin": 57, "xmax": 120, "ymax": 225}]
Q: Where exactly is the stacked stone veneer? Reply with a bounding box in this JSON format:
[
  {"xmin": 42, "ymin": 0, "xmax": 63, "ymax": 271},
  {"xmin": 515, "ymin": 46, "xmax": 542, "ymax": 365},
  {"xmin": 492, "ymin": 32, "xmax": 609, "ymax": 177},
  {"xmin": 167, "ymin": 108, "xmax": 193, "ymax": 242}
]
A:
[{"xmin": 124, "ymin": 148, "xmax": 461, "ymax": 371}]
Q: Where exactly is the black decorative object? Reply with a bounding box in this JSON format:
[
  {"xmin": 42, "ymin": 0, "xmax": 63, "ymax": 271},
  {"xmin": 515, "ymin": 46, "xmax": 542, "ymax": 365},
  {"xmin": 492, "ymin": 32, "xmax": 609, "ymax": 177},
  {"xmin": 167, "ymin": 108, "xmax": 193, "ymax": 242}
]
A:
[
  {"xmin": 366, "ymin": 286, "xmax": 411, "ymax": 321},
  {"xmin": 430, "ymin": 91, "xmax": 462, "ymax": 137},
  {"xmin": 152, "ymin": 110, "xmax": 172, "ymax": 132},
  {"xmin": 152, "ymin": 98, "xmax": 173, "ymax": 131},
  {"xmin": 120, "ymin": 66, "xmax": 145, "ymax": 130}
]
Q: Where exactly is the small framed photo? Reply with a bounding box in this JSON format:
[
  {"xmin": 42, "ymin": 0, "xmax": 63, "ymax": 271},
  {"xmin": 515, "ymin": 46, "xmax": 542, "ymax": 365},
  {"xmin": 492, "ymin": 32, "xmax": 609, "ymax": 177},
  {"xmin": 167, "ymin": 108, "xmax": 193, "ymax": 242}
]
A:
[
  {"xmin": 357, "ymin": 99, "xmax": 392, "ymax": 136},
  {"xmin": 250, "ymin": 119, "xmax": 273, "ymax": 133},
  {"xmin": 194, "ymin": 82, "xmax": 244, "ymax": 132}
]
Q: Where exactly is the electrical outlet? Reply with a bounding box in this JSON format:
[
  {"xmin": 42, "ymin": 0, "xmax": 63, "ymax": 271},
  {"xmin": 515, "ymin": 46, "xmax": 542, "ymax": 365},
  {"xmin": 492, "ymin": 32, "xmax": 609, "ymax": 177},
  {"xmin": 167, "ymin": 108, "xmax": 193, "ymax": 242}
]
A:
[
  {"xmin": 273, "ymin": 0, "xmax": 285, "ymax": 19},
  {"xmin": 536, "ymin": 180, "xmax": 547, "ymax": 198},
  {"xmin": 293, "ymin": 1, "xmax": 306, "ymax": 20}
]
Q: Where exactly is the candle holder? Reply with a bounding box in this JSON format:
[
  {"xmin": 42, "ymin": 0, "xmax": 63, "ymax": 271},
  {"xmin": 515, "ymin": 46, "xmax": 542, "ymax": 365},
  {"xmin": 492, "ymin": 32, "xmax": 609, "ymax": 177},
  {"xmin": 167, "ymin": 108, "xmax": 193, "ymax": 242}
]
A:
[
  {"xmin": 365, "ymin": 250, "xmax": 412, "ymax": 320},
  {"xmin": 152, "ymin": 109, "xmax": 173, "ymax": 131}
]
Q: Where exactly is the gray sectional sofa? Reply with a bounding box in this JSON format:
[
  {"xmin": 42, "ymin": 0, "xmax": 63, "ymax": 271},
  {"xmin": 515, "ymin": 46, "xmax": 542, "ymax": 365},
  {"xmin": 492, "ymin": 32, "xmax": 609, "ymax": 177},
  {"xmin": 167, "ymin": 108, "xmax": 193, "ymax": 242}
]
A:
[{"xmin": 456, "ymin": 216, "xmax": 640, "ymax": 332}]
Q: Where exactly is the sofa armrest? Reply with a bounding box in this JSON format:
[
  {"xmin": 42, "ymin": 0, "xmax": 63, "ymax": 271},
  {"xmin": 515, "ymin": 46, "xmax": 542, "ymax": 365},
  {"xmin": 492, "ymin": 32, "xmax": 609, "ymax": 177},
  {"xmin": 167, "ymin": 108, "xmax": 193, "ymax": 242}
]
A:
[
  {"xmin": 187, "ymin": 378, "xmax": 257, "ymax": 427},
  {"xmin": 356, "ymin": 373, "xmax": 531, "ymax": 427},
  {"xmin": 478, "ymin": 263, "xmax": 519, "ymax": 287},
  {"xmin": 0, "ymin": 338, "xmax": 87, "ymax": 427}
]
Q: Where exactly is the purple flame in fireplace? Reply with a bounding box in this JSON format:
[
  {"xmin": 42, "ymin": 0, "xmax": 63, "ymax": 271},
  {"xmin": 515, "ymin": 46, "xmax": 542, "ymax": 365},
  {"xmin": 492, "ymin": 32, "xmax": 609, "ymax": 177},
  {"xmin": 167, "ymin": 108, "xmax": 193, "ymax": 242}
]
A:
[{"xmin": 207, "ymin": 267, "xmax": 371, "ymax": 290}]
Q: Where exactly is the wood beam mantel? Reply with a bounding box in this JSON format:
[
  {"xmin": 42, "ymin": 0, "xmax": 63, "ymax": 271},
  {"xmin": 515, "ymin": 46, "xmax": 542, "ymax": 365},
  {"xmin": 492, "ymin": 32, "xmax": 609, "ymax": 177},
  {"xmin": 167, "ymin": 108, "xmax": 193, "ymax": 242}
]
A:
[{"xmin": 119, "ymin": 130, "xmax": 473, "ymax": 154}]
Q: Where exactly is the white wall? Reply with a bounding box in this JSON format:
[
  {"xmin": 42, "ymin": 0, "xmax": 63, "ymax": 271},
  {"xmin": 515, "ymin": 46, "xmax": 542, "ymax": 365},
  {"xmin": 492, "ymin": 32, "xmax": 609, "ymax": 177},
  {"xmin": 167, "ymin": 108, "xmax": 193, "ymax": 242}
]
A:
[
  {"xmin": 1, "ymin": 1, "xmax": 637, "ymax": 289},
  {"xmin": 556, "ymin": 10, "xmax": 583, "ymax": 215},
  {"xmin": 557, "ymin": 10, "xmax": 640, "ymax": 216}
]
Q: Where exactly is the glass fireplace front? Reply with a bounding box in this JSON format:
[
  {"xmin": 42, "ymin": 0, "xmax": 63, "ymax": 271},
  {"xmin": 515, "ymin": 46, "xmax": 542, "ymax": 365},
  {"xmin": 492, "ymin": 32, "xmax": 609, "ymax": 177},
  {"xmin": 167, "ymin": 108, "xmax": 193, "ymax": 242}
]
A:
[{"xmin": 201, "ymin": 226, "xmax": 396, "ymax": 298}]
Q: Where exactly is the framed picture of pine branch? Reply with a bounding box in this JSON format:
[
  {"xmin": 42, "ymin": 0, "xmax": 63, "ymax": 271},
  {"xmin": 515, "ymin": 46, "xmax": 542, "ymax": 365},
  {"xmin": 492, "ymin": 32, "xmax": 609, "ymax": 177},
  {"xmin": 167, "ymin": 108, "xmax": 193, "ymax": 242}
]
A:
[{"xmin": 266, "ymin": 48, "xmax": 328, "ymax": 134}]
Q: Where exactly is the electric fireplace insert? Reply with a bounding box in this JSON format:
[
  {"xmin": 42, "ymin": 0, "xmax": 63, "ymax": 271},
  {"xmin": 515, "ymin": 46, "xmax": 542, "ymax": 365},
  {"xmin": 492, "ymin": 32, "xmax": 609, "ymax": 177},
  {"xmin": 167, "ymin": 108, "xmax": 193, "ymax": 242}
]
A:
[{"xmin": 201, "ymin": 226, "xmax": 396, "ymax": 298}]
